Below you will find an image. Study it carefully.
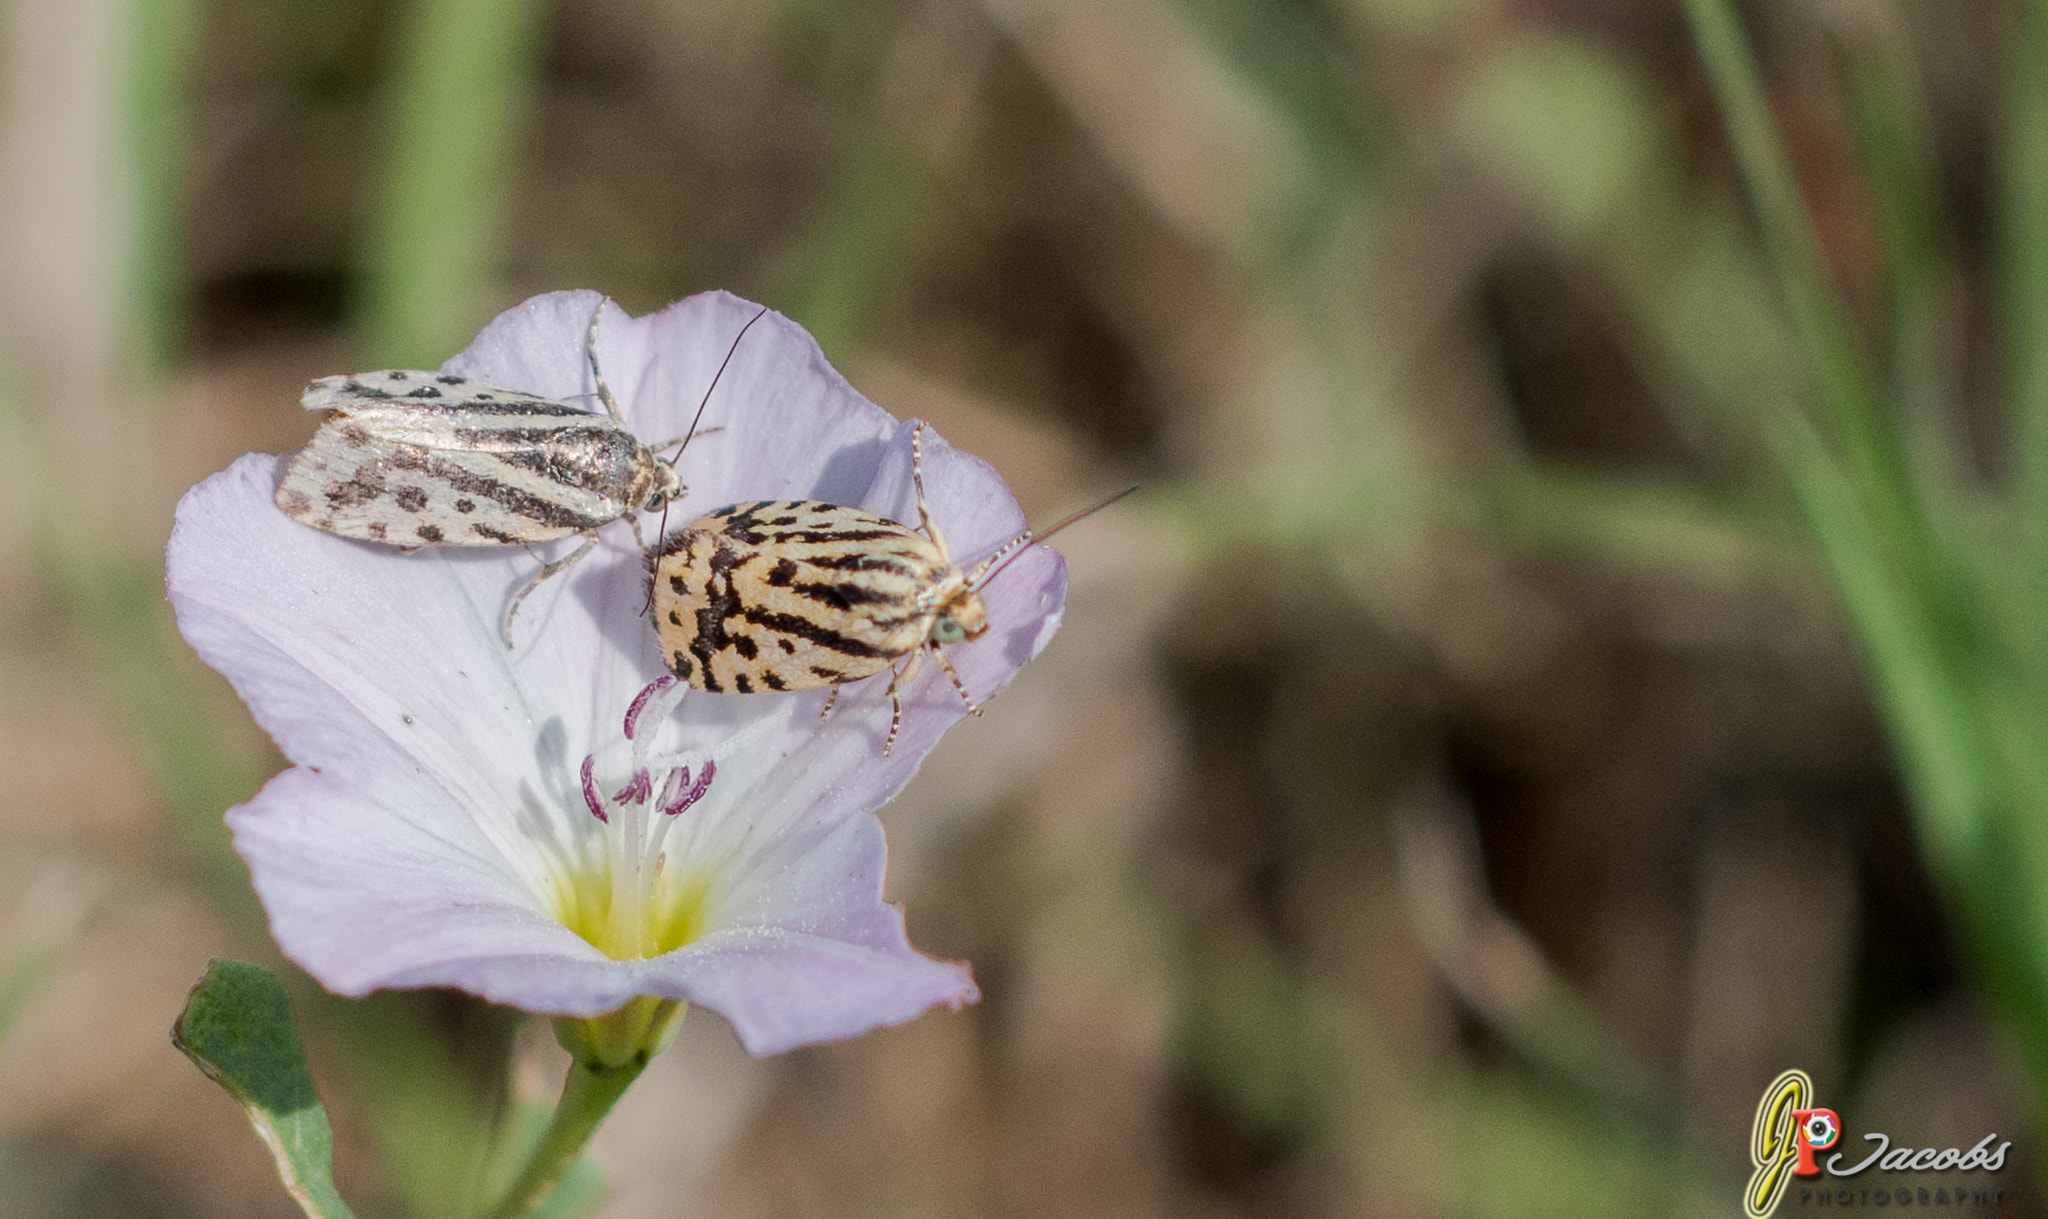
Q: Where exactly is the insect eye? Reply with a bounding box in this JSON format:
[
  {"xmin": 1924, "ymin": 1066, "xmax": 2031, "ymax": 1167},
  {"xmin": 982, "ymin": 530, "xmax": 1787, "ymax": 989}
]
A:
[{"xmin": 932, "ymin": 616, "xmax": 966, "ymax": 644}]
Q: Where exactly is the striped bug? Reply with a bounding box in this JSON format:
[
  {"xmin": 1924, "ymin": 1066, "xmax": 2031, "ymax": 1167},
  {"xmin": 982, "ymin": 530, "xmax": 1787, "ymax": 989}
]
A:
[
  {"xmin": 275, "ymin": 302, "xmax": 763, "ymax": 645},
  {"xmin": 647, "ymin": 423, "xmax": 1129, "ymax": 754}
]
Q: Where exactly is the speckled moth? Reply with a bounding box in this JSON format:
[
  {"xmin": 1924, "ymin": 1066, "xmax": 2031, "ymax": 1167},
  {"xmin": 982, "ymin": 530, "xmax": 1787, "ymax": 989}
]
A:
[
  {"xmin": 274, "ymin": 302, "xmax": 764, "ymax": 645},
  {"xmin": 647, "ymin": 423, "xmax": 1129, "ymax": 754}
]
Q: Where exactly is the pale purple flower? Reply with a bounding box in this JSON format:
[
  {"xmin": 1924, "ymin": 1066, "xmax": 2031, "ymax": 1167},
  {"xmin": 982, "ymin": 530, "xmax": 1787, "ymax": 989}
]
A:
[{"xmin": 166, "ymin": 290, "xmax": 1067, "ymax": 1056}]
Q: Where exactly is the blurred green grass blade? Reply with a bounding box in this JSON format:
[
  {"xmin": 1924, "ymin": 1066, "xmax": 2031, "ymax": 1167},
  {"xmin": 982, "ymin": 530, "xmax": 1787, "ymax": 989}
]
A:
[
  {"xmin": 2008, "ymin": 0, "xmax": 2048, "ymax": 548},
  {"xmin": 1682, "ymin": 0, "xmax": 1901, "ymax": 492},
  {"xmin": 1785, "ymin": 414, "xmax": 2048, "ymax": 1089},
  {"xmin": 777, "ymin": 129, "xmax": 940, "ymax": 359},
  {"xmin": 1835, "ymin": 11, "xmax": 1954, "ymax": 475},
  {"xmin": 120, "ymin": 0, "xmax": 203, "ymax": 374},
  {"xmin": 359, "ymin": 0, "xmax": 547, "ymax": 367},
  {"xmin": 1774, "ymin": 417, "xmax": 1989, "ymax": 870},
  {"xmin": 173, "ymin": 961, "xmax": 357, "ymax": 1219}
]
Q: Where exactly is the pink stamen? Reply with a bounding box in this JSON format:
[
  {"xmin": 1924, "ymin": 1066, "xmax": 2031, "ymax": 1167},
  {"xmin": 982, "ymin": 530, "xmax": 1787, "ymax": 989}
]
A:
[
  {"xmin": 579, "ymin": 755, "xmax": 608, "ymax": 824},
  {"xmin": 656, "ymin": 766, "xmax": 689, "ymax": 809},
  {"xmin": 623, "ymin": 674, "xmax": 677, "ymax": 740},
  {"xmin": 661, "ymin": 758, "xmax": 716, "ymax": 817},
  {"xmin": 612, "ymin": 769, "xmax": 653, "ymax": 806}
]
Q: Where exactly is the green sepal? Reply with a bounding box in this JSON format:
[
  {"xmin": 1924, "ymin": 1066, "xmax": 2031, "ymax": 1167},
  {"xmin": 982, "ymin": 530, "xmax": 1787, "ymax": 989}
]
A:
[{"xmin": 552, "ymin": 996, "xmax": 685, "ymax": 1070}]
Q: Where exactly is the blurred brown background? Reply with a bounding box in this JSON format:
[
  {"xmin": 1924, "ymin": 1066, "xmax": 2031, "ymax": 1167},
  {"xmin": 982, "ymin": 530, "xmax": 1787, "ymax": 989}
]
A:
[{"xmin": 0, "ymin": 0, "xmax": 2034, "ymax": 1215}]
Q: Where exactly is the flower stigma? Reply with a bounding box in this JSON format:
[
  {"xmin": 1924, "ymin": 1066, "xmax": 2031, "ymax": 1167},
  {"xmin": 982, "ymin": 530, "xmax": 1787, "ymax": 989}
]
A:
[{"xmin": 552, "ymin": 677, "xmax": 717, "ymax": 960}]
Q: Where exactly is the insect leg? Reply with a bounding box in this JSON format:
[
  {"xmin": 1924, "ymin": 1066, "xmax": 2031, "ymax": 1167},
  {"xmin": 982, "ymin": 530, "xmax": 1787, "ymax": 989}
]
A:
[
  {"xmin": 911, "ymin": 423, "xmax": 932, "ymax": 533},
  {"xmin": 586, "ymin": 299, "xmax": 624, "ymax": 423},
  {"xmin": 881, "ymin": 678, "xmax": 904, "ymax": 758},
  {"xmin": 879, "ymin": 648, "xmax": 929, "ymax": 756},
  {"xmin": 501, "ymin": 533, "xmax": 598, "ymax": 647},
  {"xmin": 819, "ymin": 686, "xmax": 840, "ymax": 723},
  {"xmin": 931, "ymin": 646, "xmax": 980, "ymax": 716},
  {"xmin": 908, "ymin": 422, "xmax": 953, "ymax": 559}
]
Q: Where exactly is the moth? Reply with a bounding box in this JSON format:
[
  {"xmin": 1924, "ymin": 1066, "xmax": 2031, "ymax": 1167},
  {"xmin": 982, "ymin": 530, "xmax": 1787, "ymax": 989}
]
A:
[
  {"xmin": 276, "ymin": 302, "xmax": 763, "ymax": 645},
  {"xmin": 647, "ymin": 423, "xmax": 1128, "ymax": 754}
]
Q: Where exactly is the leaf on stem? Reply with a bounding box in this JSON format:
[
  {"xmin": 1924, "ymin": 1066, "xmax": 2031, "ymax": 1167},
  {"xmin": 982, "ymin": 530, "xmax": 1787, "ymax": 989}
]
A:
[{"xmin": 171, "ymin": 960, "xmax": 356, "ymax": 1219}]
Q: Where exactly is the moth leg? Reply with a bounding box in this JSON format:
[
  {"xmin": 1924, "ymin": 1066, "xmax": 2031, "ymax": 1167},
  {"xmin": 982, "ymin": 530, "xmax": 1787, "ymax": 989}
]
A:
[
  {"xmin": 586, "ymin": 298, "xmax": 624, "ymax": 423},
  {"xmin": 932, "ymin": 646, "xmax": 980, "ymax": 715},
  {"xmin": 907, "ymin": 422, "xmax": 954, "ymax": 562},
  {"xmin": 818, "ymin": 686, "xmax": 840, "ymax": 723},
  {"xmin": 501, "ymin": 533, "xmax": 598, "ymax": 647},
  {"xmin": 879, "ymin": 649, "xmax": 927, "ymax": 756},
  {"xmin": 881, "ymin": 681, "xmax": 904, "ymax": 758}
]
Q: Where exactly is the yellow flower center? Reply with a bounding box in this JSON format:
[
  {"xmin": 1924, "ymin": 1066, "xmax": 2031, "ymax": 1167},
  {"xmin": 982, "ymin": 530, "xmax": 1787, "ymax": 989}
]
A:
[{"xmin": 546, "ymin": 679, "xmax": 723, "ymax": 961}]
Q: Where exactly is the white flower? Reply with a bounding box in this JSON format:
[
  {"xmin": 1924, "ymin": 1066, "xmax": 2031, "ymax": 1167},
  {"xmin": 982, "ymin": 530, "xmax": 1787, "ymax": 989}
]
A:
[{"xmin": 166, "ymin": 290, "xmax": 1066, "ymax": 1055}]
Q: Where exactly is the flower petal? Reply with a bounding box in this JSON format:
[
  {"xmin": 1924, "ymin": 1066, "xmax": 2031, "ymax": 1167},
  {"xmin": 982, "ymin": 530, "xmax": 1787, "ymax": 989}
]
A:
[
  {"xmin": 227, "ymin": 767, "xmax": 602, "ymax": 997},
  {"xmin": 443, "ymin": 290, "xmax": 901, "ymax": 512}
]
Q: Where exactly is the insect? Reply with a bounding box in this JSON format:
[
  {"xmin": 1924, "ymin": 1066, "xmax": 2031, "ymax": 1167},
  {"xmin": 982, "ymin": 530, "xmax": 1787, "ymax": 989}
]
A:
[
  {"xmin": 648, "ymin": 422, "xmax": 1130, "ymax": 754},
  {"xmin": 275, "ymin": 301, "xmax": 763, "ymax": 645}
]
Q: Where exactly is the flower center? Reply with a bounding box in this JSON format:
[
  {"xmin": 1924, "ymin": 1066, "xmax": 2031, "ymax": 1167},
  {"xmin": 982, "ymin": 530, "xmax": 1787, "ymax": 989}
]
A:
[{"xmin": 551, "ymin": 676, "xmax": 718, "ymax": 960}]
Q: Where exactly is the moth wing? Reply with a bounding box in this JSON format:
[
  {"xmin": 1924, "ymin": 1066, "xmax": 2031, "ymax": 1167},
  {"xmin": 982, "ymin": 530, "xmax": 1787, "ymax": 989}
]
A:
[
  {"xmin": 300, "ymin": 369, "xmax": 572, "ymax": 415},
  {"xmin": 274, "ymin": 415, "xmax": 607, "ymax": 547},
  {"xmin": 650, "ymin": 527, "xmax": 722, "ymax": 687},
  {"xmin": 653, "ymin": 502, "xmax": 948, "ymax": 694}
]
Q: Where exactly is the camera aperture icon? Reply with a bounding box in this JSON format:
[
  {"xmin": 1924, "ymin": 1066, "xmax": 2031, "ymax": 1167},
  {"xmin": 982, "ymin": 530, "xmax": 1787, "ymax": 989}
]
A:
[{"xmin": 1803, "ymin": 1111, "xmax": 1840, "ymax": 1150}]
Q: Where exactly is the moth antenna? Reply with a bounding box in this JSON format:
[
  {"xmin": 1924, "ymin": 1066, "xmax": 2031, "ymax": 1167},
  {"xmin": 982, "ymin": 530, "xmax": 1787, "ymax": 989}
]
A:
[
  {"xmin": 640, "ymin": 305, "xmax": 767, "ymax": 618},
  {"xmin": 967, "ymin": 485, "xmax": 1137, "ymax": 589},
  {"xmin": 666, "ymin": 305, "xmax": 770, "ymax": 463},
  {"xmin": 641, "ymin": 495, "xmax": 675, "ymax": 617}
]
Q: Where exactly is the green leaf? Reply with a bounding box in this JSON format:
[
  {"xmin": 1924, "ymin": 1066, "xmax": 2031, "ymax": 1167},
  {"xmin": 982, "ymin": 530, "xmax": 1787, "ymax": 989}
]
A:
[{"xmin": 171, "ymin": 961, "xmax": 356, "ymax": 1219}]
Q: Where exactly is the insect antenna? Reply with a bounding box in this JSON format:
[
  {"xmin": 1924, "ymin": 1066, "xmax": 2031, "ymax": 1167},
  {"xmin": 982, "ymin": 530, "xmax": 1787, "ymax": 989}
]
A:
[
  {"xmin": 640, "ymin": 304, "xmax": 771, "ymax": 618},
  {"xmin": 967, "ymin": 485, "xmax": 1136, "ymax": 590},
  {"xmin": 663, "ymin": 304, "xmax": 770, "ymax": 465},
  {"xmin": 641, "ymin": 492, "xmax": 679, "ymax": 619}
]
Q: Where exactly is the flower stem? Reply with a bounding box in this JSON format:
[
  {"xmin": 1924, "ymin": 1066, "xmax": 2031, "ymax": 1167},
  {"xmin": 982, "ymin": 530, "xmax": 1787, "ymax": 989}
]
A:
[
  {"xmin": 484, "ymin": 1055, "xmax": 639, "ymax": 1219},
  {"xmin": 483, "ymin": 999, "xmax": 685, "ymax": 1219}
]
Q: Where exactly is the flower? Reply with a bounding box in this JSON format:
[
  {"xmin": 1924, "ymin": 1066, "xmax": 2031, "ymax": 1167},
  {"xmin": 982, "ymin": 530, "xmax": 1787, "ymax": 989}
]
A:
[{"xmin": 166, "ymin": 290, "xmax": 1067, "ymax": 1055}]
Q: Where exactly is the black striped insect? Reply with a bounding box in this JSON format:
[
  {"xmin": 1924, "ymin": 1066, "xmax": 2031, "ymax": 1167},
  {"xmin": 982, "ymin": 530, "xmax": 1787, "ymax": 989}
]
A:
[
  {"xmin": 648, "ymin": 423, "xmax": 1129, "ymax": 754},
  {"xmin": 275, "ymin": 302, "xmax": 762, "ymax": 645}
]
